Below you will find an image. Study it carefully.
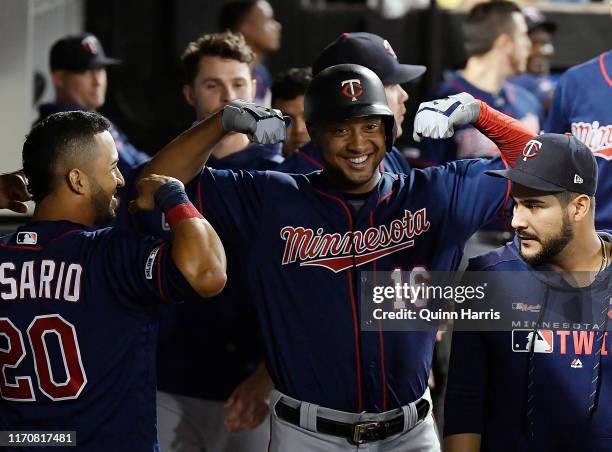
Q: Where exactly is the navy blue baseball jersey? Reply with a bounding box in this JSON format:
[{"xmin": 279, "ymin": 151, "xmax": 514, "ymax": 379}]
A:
[
  {"xmin": 418, "ymin": 71, "xmax": 542, "ymax": 165},
  {"xmin": 277, "ymin": 141, "xmax": 411, "ymax": 175},
  {"xmin": 37, "ymin": 103, "xmax": 150, "ymax": 179},
  {"xmin": 182, "ymin": 157, "xmax": 510, "ymax": 412},
  {"xmin": 0, "ymin": 221, "xmax": 198, "ymax": 451},
  {"xmin": 545, "ymin": 51, "xmax": 612, "ymax": 229},
  {"xmin": 207, "ymin": 143, "xmax": 284, "ymax": 171},
  {"xmin": 445, "ymin": 237, "xmax": 612, "ymax": 451}
]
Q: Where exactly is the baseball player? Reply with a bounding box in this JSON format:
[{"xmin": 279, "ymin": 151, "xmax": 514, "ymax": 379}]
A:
[
  {"xmin": 418, "ymin": 1, "xmax": 542, "ymax": 166},
  {"xmin": 133, "ymin": 63, "xmax": 533, "ymax": 450},
  {"xmin": 182, "ymin": 32, "xmax": 283, "ymax": 171},
  {"xmin": 509, "ymin": 7, "xmax": 558, "ymax": 114},
  {"xmin": 37, "ymin": 34, "xmax": 149, "ymax": 178},
  {"xmin": 0, "ymin": 111, "xmax": 226, "ymax": 451},
  {"xmin": 152, "ymin": 31, "xmax": 282, "ymax": 452},
  {"xmin": 445, "ymin": 134, "xmax": 612, "ymax": 451},
  {"xmin": 271, "ymin": 67, "xmax": 312, "ymax": 158},
  {"xmin": 218, "ymin": 1, "xmax": 282, "ymax": 106},
  {"xmin": 545, "ymin": 49, "xmax": 612, "ymax": 229},
  {"xmin": 0, "ymin": 171, "xmax": 30, "ymax": 213},
  {"xmin": 277, "ymin": 32, "xmax": 422, "ymax": 175}
]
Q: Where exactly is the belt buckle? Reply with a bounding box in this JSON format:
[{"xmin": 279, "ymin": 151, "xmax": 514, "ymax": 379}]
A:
[{"xmin": 350, "ymin": 421, "xmax": 383, "ymax": 445}]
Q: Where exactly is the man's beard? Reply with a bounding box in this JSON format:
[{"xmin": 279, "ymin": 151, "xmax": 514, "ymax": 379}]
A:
[
  {"xmin": 89, "ymin": 177, "xmax": 116, "ymax": 226},
  {"xmin": 519, "ymin": 212, "xmax": 573, "ymax": 267}
]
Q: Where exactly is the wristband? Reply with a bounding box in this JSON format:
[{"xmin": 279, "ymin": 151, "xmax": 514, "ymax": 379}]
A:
[
  {"xmin": 165, "ymin": 203, "xmax": 203, "ymax": 228},
  {"xmin": 154, "ymin": 181, "xmax": 203, "ymax": 228}
]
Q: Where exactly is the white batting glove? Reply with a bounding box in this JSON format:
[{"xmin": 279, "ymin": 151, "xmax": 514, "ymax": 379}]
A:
[
  {"xmin": 222, "ymin": 99, "xmax": 291, "ymax": 144},
  {"xmin": 413, "ymin": 92, "xmax": 481, "ymax": 142}
]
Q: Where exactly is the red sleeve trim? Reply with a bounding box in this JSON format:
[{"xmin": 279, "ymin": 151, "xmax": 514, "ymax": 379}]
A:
[
  {"xmin": 165, "ymin": 203, "xmax": 204, "ymax": 228},
  {"xmin": 600, "ymin": 52, "xmax": 612, "ymax": 87},
  {"xmin": 473, "ymin": 101, "xmax": 534, "ymax": 167}
]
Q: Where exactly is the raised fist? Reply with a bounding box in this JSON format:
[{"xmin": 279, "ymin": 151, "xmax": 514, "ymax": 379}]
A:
[
  {"xmin": 413, "ymin": 92, "xmax": 481, "ymax": 142},
  {"xmin": 222, "ymin": 99, "xmax": 291, "ymax": 144},
  {"xmin": 129, "ymin": 175, "xmax": 184, "ymax": 213}
]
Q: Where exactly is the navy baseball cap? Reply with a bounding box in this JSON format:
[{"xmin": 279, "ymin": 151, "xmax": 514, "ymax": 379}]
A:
[
  {"xmin": 522, "ymin": 7, "xmax": 557, "ymax": 33},
  {"xmin": 486, "ymin": 134, "xmax": 597, "ymax": 196},
  {"xmin": 312, "ymin": 32, "xmax": 426, "ymax": 85},
  {"xmin": 50, "ymin": 34, "xmax": 121, "ymax": 72}
]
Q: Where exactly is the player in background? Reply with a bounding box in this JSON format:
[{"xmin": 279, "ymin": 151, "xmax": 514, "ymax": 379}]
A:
[
  {"xmin": 218, "ymin": 0, "xmax": 281, "ymax": 106},
  {"xmin": 509, "ymin": 7, "xmax": 558, "ymax": 115},
  {"xmin": 37, "ymin": 34, "xmax": 149, "ymax": 179},
  {"xmin": 133, "ymin": 63, "xmax": 534, "ymax": 450},
  {"xmin": 545, "ymin": 11, "xmax": 611, "ymax": 229},
  {"xmin": 271, "ymin": 67, "xmax": 312, "ymax": 158},
  {"xmin": 0, "ymin": 111, "xmax": 226, "ymax": 451},
  {"xmin": 0, "ymin": 171, "xmax": 30, "ymax": 213},
  {"xmin": 182, "ymin": 31, "xmax": 283, "ymax": 170},
  {"xmin": 278, "ymin": 32, "xmax": 422, "ymax": 174},
  {"xmin": 418, "ymin": 1, "xmax": 541, "ymax": 166},
  {"xmin": 445, "ymin": 134, "xmax": 612, "ymax": 451},
  {"xmin": 153, "ymin": 30, "xmax": 277, "ymax": 452}
]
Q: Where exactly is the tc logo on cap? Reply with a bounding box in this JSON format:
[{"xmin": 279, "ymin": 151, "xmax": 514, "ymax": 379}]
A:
[
  {"xmin": 382, "ymin": 40, "xmax": 397, "ymax": 59},
  {"xmin": 81, "ymin": 36, "xmax": 99, "ymax": 55},
  {"xmin": 341, "ymin": 79, "xmax": 362, "ymax": 102},
  {"xmin": 522, "ymin": 139, "xmax": 542, "ymax": 161}
]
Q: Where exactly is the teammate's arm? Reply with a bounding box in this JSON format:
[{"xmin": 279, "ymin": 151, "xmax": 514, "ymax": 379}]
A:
[
  {"xmin": 0, "ymin": 171, "xmax": 30, "ymax": 213},
  {"xmin": 444, "ymin": 433, "xmax": 481, "ymax": 452},
  {"xmin": 472, "ymin": 101, "xmax": 533, "ymax": 166},
  {"xmin": 141, "ymin": 101, "xmax": 288, "ymax": 185},
  {"xmin": 130, "ymin": 175, "xmax": 227, "ymax": 298}
]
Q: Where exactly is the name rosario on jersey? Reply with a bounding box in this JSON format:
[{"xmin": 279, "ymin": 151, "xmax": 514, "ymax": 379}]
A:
[
  {"xmin": 0, "ymin": 260, "xmax": 82, "ymax": 302},
  {"xmin": 280, "ymin": 208, "xmax": 430, "ymax": 272},
  {"xmin": 572, "ymin": 121, "xmax": 612, "ymax": 156}
]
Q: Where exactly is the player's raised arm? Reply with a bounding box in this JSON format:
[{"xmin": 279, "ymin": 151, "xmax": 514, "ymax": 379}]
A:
[
  {"xmin": 140, "ymin": 101, "xmax": 289, "ymax": 185},
  {"xmin": 130, "ymin": 174, "xmax": 227, "ymax": 298},
  {"xmin": 414, "ymin": 92, "xmax": 534, "ymax": 165}
]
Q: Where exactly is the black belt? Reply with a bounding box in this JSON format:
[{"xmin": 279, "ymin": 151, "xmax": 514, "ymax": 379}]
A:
[{"xmin": 274, "ymin": 399, "xmax": 429, "ymax": 445}]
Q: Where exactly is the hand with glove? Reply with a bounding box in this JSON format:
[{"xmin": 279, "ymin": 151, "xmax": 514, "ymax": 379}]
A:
[
  {"xmin": 222, "ymin": 99, "xmax": 291, "ymax": 144},
  {"xmin": 413, "ymin": 93, "xmax": 481, "ymax": 142}
]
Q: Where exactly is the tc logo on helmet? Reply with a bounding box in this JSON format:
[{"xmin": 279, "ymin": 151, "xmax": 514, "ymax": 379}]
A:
[
  {"xmin": 522, "ymin": 139, "xmax": 542, "ymax": 161},
  {"xmin": 341, "ymin": 79, "xmax": 363, "ymax": 102}
]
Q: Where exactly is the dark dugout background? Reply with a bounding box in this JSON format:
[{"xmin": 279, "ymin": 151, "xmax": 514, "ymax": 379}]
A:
[{"xmin": 86, "ymin": 0, "xmax": 612, "ymax": 156}]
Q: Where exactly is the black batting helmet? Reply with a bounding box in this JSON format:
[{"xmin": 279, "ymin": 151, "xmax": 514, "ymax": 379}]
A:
[{"xmin": 304, "ymin": 64, "xmax": 396, "ymax": 150}]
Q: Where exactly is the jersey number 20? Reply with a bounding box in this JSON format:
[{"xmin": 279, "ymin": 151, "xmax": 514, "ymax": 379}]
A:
[{"xmin": 0, "ymin": 314, "xmax": 87, "ymax": 401}]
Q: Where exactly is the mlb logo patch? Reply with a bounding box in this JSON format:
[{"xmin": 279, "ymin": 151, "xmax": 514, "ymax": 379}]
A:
[
  {"xmin": 512, "ymin": 329, "xmax": 553, "ymax": 353},
  {"xmin": 16, "ymin": 232, "xmax": 37, "ymax": 245}
]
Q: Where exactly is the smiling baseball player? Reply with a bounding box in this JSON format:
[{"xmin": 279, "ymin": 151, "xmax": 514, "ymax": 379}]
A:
[{"xmin": 132, "ymin": 63, "xmax": 533, "ymax": 450}]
